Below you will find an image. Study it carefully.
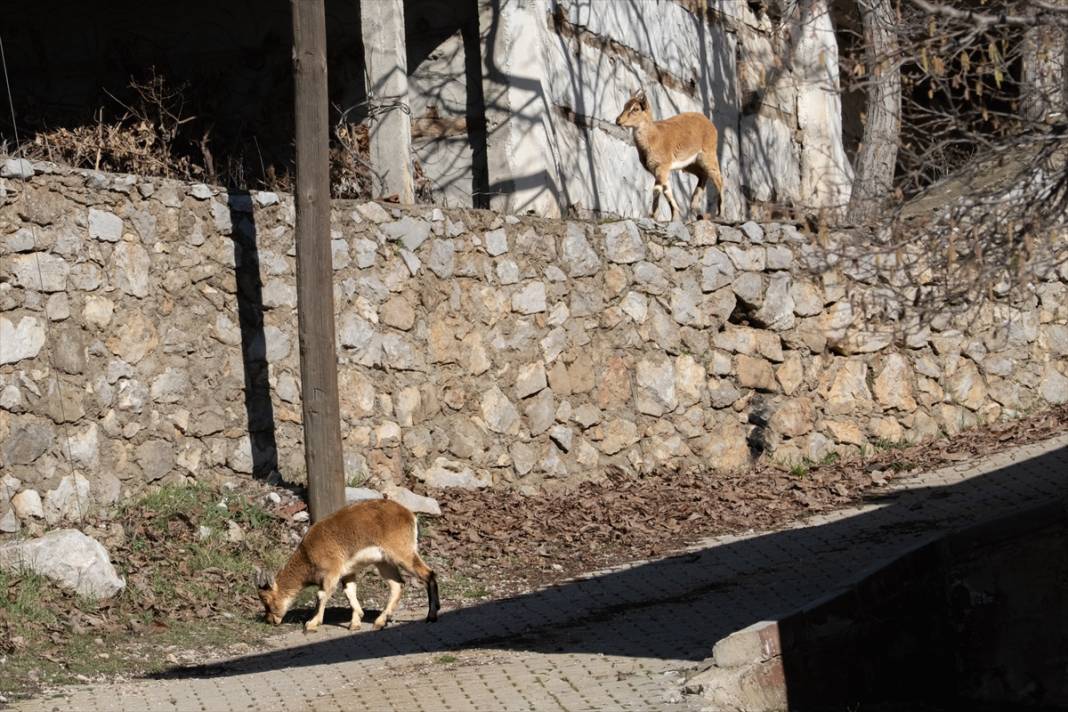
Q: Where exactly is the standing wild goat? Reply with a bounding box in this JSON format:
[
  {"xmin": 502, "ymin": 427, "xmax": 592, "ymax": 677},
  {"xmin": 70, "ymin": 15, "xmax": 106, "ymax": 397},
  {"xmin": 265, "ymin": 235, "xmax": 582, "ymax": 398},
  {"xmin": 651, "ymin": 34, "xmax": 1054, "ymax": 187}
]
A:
[
  {"xmin": 615, "ymin": 88, "xmax": 724, "ymax": 221},
  {"xmin": 255, "ymin": 499, "xmax": 439, "ymax": 632}
]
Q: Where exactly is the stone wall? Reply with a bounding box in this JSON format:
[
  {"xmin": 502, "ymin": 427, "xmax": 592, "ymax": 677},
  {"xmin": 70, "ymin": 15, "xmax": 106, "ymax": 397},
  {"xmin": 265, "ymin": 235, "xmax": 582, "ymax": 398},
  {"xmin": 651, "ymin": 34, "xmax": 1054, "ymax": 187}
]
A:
[{"xmin": 1, "ymin": 161, "xmax": 1067, "ymax": 532}]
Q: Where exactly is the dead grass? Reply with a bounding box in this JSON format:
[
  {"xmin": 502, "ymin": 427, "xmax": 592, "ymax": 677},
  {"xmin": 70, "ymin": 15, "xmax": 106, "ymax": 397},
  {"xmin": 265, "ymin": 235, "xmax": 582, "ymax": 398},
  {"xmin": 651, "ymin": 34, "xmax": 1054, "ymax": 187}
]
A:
[{"xmin": 0, "ymin": 482, "xmax": 291, "ymax": 701}]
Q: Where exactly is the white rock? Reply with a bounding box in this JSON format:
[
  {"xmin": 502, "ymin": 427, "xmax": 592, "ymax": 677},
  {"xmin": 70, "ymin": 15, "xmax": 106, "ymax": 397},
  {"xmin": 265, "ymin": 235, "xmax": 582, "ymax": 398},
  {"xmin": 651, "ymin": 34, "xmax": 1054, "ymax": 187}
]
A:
[
  {"xmin": 0, "ymin": 384, "xmax": 22, "ymax": 411},
  {"xmin": 46, "ymin": 292, "xmax": 70, "ymax": 321},
  {"xmin": 355, "ymin": 201, "xmax": 391, "ymax": 224},
  {"xmin": 254, "ymin": 191, "xmax": 279, "ymax": 206},
  {"xmin": 562, "ymin": 223, "xmax": 601, "ymax": 277},
  {"xmin": 481, "ymin": 386, "xmax": 520, "ymax": 435},
  {"xmin": 0, "ymin": 316, "xmax": 46, "ymax": 365},
  {"xmin": 265, "ymin": 492, "xmax": 282, "ymax": 505},
  {"xmin": 382, "ymin": 485, "xmax": 441, "ymax": 516},
  {"xmin": 1, "ymin": 158, "xmax": 34, "ymax": 179},
  {"xmin": 515, "ymin": 361, "xmax": 548, "ymax": 399},
  {"xmin": 496, "ymin": 258, "xmax": 520, "ymax": 285},
  {"xmin": 549, "ymin": 424, "xmax": 573, "ymax": 452},
  {"xmin": 228, "ymin": 435, "xmax": 254, "ymax": 474},
  {"xmin": 1040, "ymin": 367, "xmax": 1068, "ymax": 405},
  {"xmin": 484, "ymin": 228, "xmax": 509, "ymax": 256},
  {"xmin": 88, "ymin": 208, "xmax": 123, "ymax": 241},
  {"xmin": 512, "ymin": 282, "xmax": 547, "ymax": 314},
  {"xmin": 427, "ymin": 239, "xmax": 456, "ymax": 278},
  {"xmin": 112, "ymin": 242, "xmax": 151, "ymax": 298},
  {"xmin": 603, "ymin": 221, "xmax": 646, "ymax": 264},
  {"xmin": 381, "ymin": 216, "xmax": 430, "ymax": 251},
  {"xmin": 11, "ymin": 253, "xmax": 69, "ymax": 292},
  {"xmin": 0, "ymin": 509, "xmax": 18, "ymax": 533},
  {"xmin": 227, "ymin": 520, "xmax": 245, "ymax": 543},
  {"xmin": 43, "ymin": 474, "xmax": 91, "ymax": 525},
  {"xmin": 620, "ymin": 291, "xmax": 648, "ymax": 323},
  {"xmin": 0, "ymin": 529, "xmax": 125, "ymax": 599},
  {"xmin": 345, "ymin": 487, "xmax": 383, "ymax": 503},
  {"xmin": 635, "ymin": 356, "xmax": 678, "ymax": 416},
  {"xmin": 417, "ymin": 458, "xmax": 492, "ymax": 489},
  {"xmin": 0, "ymin": 476, "xmax": 18, "ymax": 501},
  {"xmin": 190, "ymin": 184, "xmax": 214, "ymax": 200}
]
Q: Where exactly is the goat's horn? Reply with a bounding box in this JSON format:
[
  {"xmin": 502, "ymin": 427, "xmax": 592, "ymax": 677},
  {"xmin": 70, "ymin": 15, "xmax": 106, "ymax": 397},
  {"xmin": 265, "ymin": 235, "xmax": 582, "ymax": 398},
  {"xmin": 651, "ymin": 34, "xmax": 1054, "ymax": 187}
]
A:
[{"xmin": 255, "ymin": 567, "xmax": 272, "ymax": 589}]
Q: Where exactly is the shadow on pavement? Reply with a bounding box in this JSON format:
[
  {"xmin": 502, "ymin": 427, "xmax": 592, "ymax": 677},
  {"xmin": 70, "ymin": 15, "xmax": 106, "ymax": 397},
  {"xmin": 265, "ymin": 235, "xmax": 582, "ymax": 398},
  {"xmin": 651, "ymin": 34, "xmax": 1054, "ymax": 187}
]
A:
[{"xmin": 153, "ymin": 445, "xmax": 1068, "ymax": 709}]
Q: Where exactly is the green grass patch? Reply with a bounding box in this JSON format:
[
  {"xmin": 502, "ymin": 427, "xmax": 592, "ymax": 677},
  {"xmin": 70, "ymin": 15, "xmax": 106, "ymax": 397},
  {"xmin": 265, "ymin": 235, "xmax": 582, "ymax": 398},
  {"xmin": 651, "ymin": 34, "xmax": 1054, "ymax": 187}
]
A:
[
  {"xmin": 871, "ymin": 437, "xmax": 910, "ymax": 451},
  {"xmin": 2, "ymin": 482, "xmax": 293, "ymax": 701}
]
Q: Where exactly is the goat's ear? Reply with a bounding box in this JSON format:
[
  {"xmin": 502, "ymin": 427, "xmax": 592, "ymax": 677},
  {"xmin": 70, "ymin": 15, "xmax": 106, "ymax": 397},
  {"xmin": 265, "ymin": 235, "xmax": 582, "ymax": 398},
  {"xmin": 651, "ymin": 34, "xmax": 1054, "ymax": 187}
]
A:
[
  {"xmin": 636, "ymin": 88, "xmax": 649, "ymax": 108},
  {"xmin": 254, "ymin": 567, "xmax": 275, "ymax": 590}
]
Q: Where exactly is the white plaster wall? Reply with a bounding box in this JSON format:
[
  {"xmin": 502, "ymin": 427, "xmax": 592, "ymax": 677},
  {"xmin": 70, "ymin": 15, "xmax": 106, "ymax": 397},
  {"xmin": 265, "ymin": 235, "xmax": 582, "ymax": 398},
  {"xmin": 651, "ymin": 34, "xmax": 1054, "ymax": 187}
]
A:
[
  {"xmin": 481, "ymin": 0, "xmax": 566, "ymax": 217},
  {"xmin": 790, "ymin": 0, "xmax": 853, "ymax": 214},
  {"xmin": 408, "ymin": 30, "xmax": 477, "ymax": 207},
  {"xmin": 539, "ymin": 0, "xmax": 745, "ymax": 220},
  {"xmin": 461, "ymin": 0, "xmax": 850, "ymax": 219}
]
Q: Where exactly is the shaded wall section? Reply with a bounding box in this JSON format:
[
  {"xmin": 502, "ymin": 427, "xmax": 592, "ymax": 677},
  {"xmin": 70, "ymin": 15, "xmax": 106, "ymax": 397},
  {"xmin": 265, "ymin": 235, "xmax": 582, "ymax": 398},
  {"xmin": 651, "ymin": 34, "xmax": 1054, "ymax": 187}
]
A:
[{"xmin": 779, "ymin": 500, "xmax": 1068, "ymax": 710}]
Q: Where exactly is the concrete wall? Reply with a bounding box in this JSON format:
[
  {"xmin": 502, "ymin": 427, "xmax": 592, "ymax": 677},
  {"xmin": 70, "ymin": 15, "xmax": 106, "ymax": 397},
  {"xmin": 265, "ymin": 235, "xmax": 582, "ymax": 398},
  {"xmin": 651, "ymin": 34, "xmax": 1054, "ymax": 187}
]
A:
[
  {"xmin": 2, "ymin": 164, "xmax": 1066, "ymax": 533},
  {"xmin": 691, "ymin": 499, "xmax": 1068, "ymax": 710}
]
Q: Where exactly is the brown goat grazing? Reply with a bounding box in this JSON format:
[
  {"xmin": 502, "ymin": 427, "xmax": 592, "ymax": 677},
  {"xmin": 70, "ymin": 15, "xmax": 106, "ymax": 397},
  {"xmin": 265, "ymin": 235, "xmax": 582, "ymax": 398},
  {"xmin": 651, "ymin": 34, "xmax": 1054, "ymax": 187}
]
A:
[
  {"xmin": 255, "ymin": 499, "xmax": 440, "ymax": 632},
  {"xmin": 615, "ymin": 88, "xmax": 724, "ymax": 222}
]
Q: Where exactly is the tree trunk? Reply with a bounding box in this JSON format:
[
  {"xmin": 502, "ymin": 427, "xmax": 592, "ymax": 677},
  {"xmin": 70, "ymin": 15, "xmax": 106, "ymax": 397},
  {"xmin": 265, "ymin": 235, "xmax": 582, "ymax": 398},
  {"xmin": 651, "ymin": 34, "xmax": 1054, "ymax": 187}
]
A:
[
  {"xmin": 847, "ymin": 0, "xmax": 901, "ymax": 224},
  {"xmin": 1021, "ymin": 13, "xmax": 1067, "ymax": 125},
  {"xmin": 291, "ymin": 0, "xmax": 345, "ymax": 522}
]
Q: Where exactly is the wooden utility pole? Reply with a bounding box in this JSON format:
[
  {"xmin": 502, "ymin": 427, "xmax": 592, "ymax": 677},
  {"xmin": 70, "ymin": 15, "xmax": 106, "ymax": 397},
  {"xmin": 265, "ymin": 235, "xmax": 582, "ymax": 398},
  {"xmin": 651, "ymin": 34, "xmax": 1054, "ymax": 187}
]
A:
[
  {"xmin": 361, "ymin": 0, "xmax": 415, "ymax": 203},
  {"xmin": 291, "ymin": 0, "xmax": 345, "ymax": 522}
]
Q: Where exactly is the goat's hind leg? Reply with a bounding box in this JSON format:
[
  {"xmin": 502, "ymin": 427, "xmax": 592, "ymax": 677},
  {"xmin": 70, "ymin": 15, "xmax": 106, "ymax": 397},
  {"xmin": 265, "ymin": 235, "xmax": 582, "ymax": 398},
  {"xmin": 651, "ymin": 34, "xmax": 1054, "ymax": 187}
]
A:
[
  {"xmin": 373, "ymin": 562, "xmax": 404, "ymax": 631},
  {"xmin": 698, "ymin": 146, "xmax": 725, "ymax": 217},
  {"xmin": 688, "ymin": 169, "xmax": 709, "ymax": 215},
  {"xmin": 400, "ymin": 552, "xmax": 440, "ymax": 623},
  {"xmin": 342, "ymin": 575, "xmax": 364, "ymax": 631}
]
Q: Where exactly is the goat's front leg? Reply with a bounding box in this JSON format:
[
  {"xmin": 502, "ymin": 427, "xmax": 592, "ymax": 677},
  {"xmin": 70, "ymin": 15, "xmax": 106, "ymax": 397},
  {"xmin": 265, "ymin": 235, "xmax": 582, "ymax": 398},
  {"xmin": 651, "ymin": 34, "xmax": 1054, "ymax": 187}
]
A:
[
  {"xmin": 649, "ymin": 183, "xmax": 663, "ymax": 220},
  {"xmin": 663, "ymin": 182, "xmax": 682, "ymax": 222},
  {"xmin": 305, "ymin": 573, "xmax": 339, "ymax": 632},
  {"xmin": 342, "ymin": 577, "xmax": 364, "ymax": 631}
]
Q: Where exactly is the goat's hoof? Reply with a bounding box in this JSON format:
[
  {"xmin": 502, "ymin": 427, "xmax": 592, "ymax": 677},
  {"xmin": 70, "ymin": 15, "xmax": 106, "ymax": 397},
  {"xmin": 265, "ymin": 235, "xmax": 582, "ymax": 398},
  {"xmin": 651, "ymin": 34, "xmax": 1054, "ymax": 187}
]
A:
[
  {"xmin": 349, "ymin": 621, "xmax": 362, "ymax": 631},
  {"xmin": 372, "ymin": 618, "xmax": 389, "ymax": 631},
  {"xmin": 304, "ymin": 622, "xmax": 320, "ymax": 633}
]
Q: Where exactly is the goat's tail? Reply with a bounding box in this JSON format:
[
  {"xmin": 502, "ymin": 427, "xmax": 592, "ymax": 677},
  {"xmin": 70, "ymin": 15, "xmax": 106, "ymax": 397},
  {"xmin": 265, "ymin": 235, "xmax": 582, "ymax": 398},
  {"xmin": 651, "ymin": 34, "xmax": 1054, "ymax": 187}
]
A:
[{"xmin": 409, "ymin": 553, "xmax": 440, "ymax": 623}]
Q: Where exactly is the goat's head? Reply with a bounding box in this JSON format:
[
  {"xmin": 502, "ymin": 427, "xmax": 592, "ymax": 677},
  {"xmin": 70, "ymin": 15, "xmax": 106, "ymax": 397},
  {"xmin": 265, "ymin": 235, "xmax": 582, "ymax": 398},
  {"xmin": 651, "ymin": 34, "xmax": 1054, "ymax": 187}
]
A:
[
  {"xmin": 254, "ymin": 567, "xmax": 286, "ymax": 625},
  {"xmin": 615, "ymin": 88, "xmax": 651, "ymax": 128}
]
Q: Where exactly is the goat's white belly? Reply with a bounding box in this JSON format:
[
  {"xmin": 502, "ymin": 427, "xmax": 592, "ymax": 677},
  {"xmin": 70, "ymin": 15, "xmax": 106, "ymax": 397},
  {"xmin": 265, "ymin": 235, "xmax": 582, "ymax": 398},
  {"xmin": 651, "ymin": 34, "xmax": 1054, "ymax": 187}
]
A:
[
  {"xmin": 670, "ymin": 153, "xmax": 700, "ymax": 170},
  {"xmin": 343, "ymin": 546, "xmax": 386, "ymax": 573}
]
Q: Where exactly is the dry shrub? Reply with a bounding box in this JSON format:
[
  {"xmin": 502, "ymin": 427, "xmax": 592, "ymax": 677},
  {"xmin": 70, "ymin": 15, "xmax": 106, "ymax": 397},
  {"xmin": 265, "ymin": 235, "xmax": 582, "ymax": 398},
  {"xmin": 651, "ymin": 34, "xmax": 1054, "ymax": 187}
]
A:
[
  {"xmin": 26, "ymin": 69, "xmax": 204, "ymax": 181},
  {"xmin": 20, "ymin": 68, "xmax": 433, "ymax": 201}
]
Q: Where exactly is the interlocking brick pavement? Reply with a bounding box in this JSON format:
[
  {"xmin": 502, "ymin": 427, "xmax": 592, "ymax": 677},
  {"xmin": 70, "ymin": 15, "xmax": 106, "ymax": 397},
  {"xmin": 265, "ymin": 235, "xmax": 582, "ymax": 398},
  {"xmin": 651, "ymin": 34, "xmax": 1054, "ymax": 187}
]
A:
[{"xmin": 13, "ymin": 435, "xmax": 1067, "ymax": 712}]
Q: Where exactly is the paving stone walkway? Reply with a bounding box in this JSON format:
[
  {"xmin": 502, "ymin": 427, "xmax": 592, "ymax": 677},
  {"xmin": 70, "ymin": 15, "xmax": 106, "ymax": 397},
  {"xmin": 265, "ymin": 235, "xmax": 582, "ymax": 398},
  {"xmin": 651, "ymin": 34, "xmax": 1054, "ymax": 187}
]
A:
[{"xmin": 14, "ymin": 435, "xmax": 1068, "ymax": 712}]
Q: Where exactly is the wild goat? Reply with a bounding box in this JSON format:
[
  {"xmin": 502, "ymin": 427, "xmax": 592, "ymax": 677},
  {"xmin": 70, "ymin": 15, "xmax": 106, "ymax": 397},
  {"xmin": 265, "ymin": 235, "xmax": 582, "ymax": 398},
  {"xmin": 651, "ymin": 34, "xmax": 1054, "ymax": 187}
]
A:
[
  {"xmin": 255, "ymin": 499, "xmax": 440, "ymax": 632},
  {"xmin": 615, "ymin": 88, "xmax": 724, "ymax": 222}
]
